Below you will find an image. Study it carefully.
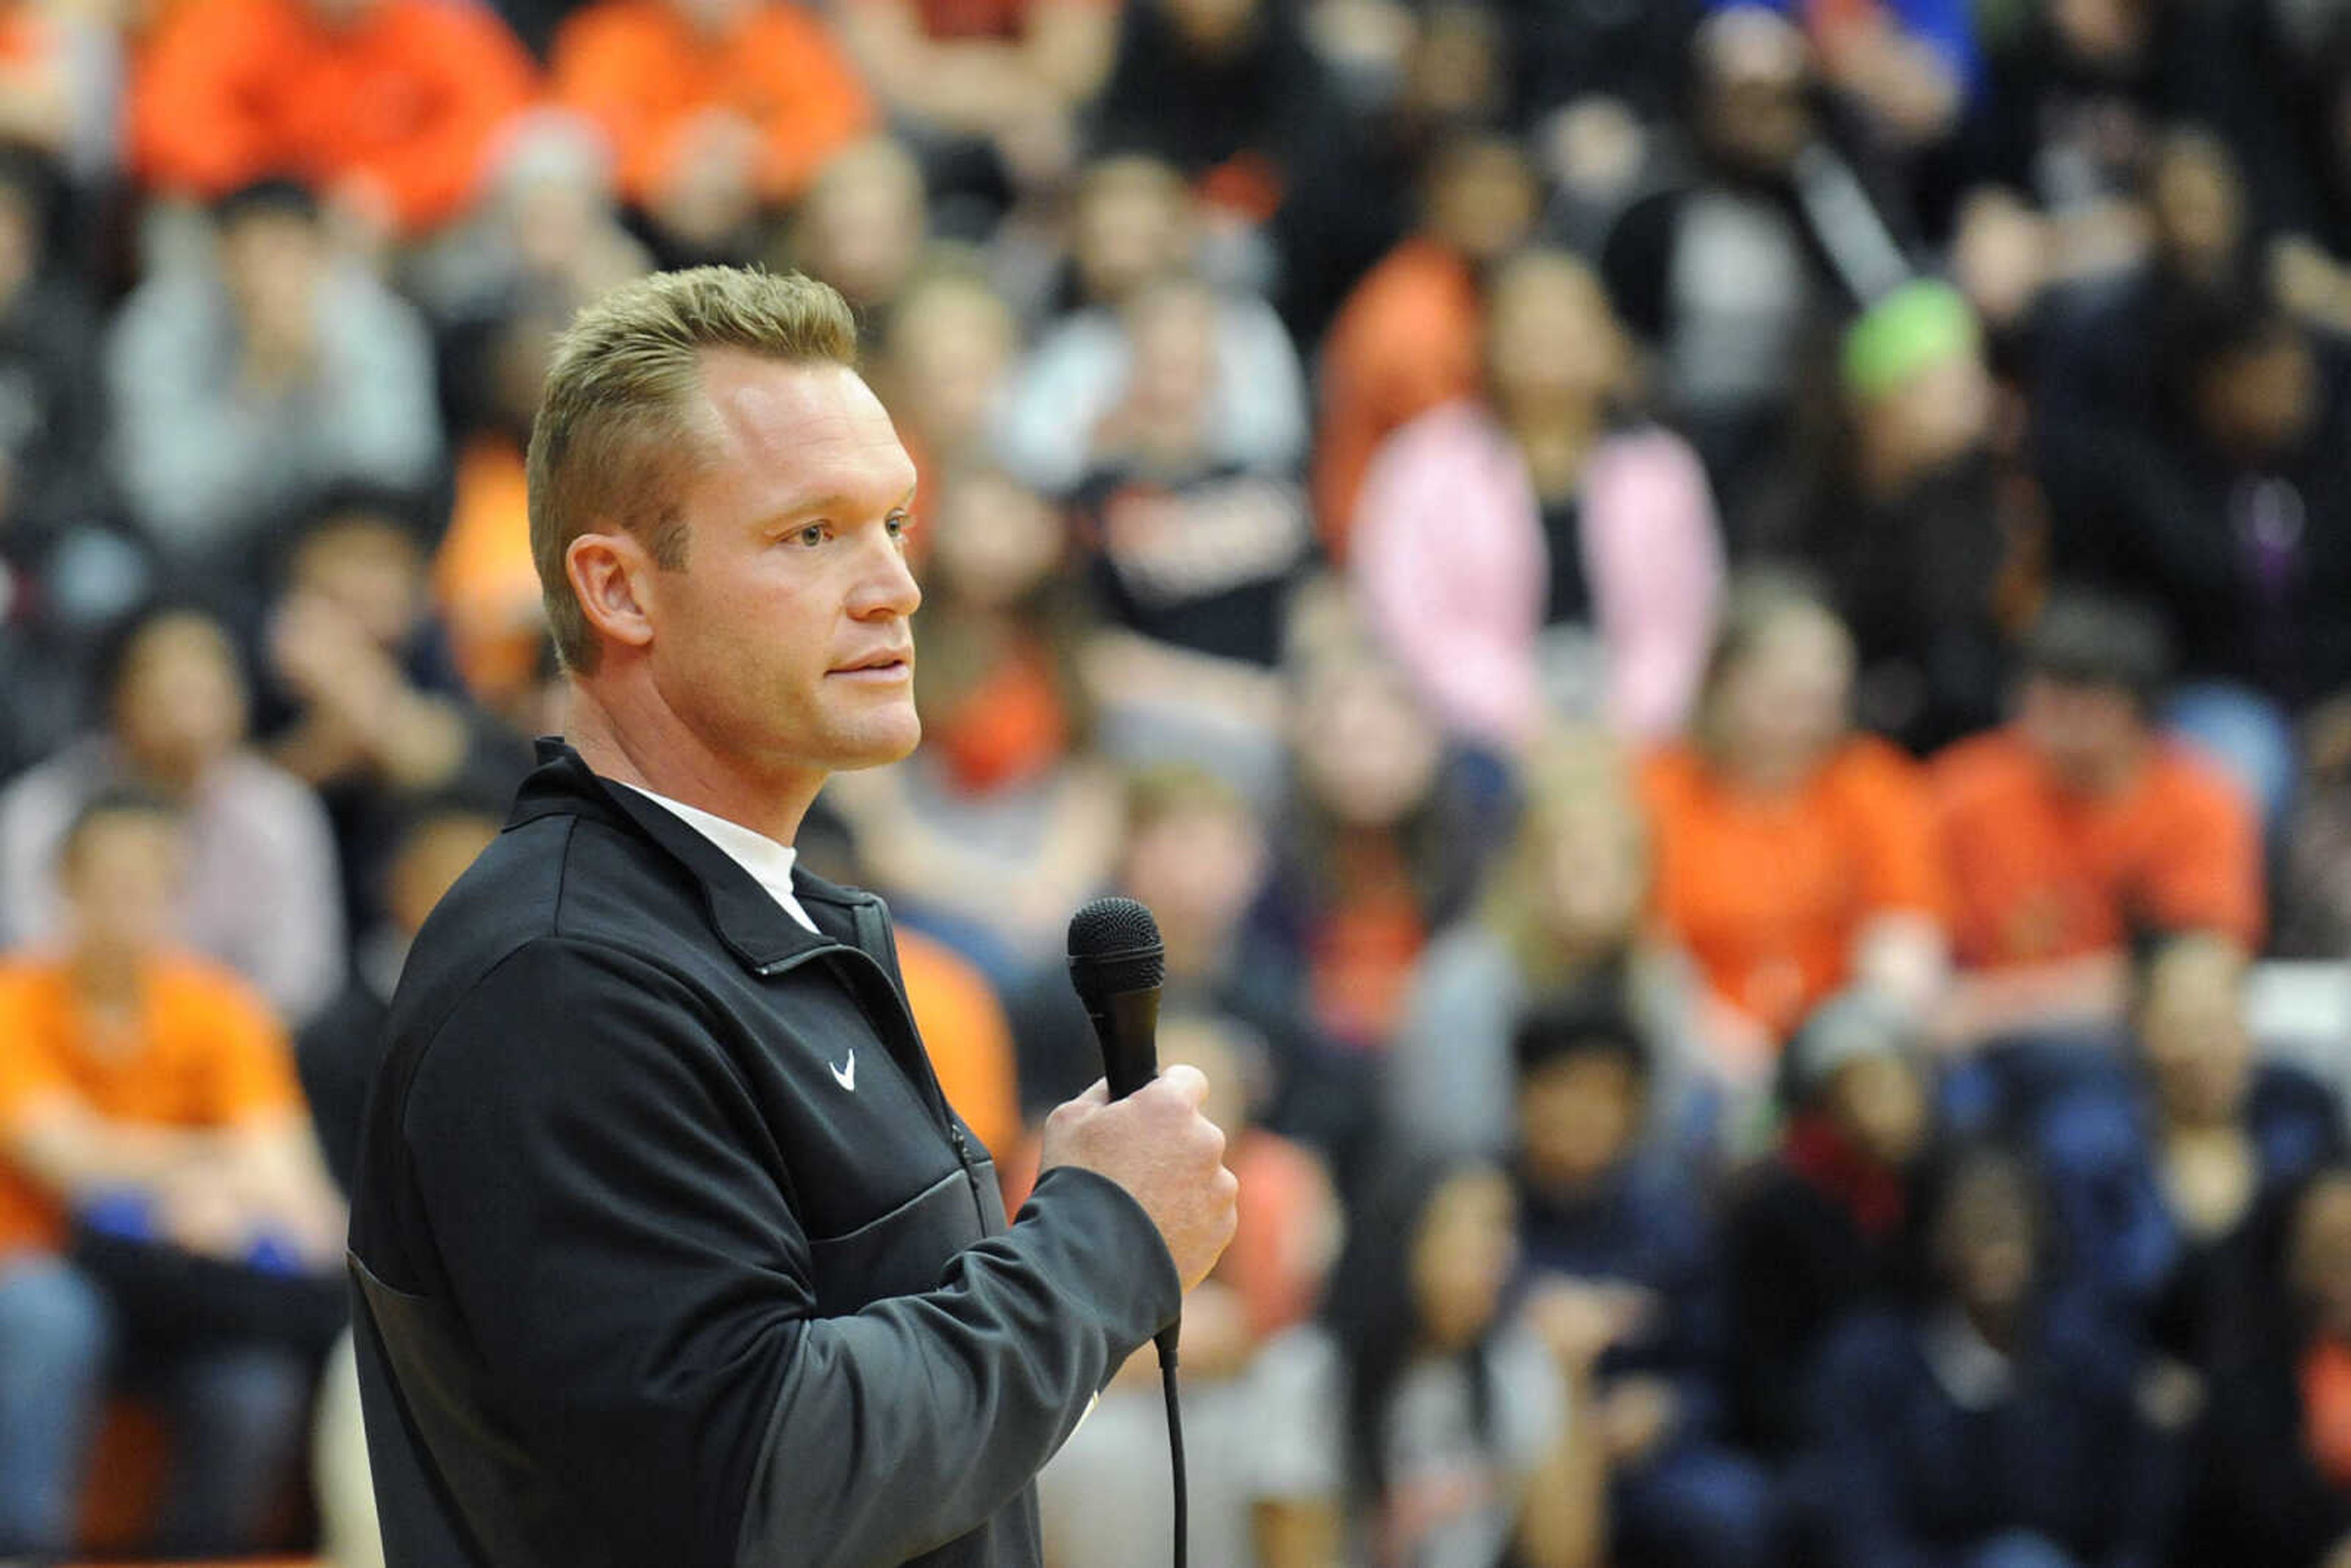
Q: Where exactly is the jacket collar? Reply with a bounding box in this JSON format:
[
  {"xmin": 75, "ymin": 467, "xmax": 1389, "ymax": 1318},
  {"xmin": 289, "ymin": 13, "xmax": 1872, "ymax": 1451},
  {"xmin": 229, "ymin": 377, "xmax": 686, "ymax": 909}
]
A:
[{"xmin": 508, "ymin": 738, "xmax": 882, "ymax": 974}]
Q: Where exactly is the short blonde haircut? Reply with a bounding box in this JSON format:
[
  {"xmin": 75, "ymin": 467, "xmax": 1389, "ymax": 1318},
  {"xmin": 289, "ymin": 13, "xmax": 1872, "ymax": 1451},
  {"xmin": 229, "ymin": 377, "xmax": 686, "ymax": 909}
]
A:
[{"xmin": 527, "ymin": 266, "xmax": 858, "ymax": 672}]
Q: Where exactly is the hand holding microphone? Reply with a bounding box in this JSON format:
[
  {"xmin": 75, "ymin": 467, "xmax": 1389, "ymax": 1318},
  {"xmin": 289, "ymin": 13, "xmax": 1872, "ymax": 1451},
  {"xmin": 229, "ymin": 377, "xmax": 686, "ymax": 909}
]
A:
[{"xmin": 1037, "ymin": 898, "xmax": 1238, "ymax": 1293}]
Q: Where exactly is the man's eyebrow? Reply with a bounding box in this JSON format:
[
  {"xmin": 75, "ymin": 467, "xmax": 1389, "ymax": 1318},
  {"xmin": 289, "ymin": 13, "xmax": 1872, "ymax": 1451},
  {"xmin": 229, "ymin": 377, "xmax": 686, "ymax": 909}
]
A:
[{"xmin": 768, "ymin": 482, "xmax": 920, "ymax": 521}]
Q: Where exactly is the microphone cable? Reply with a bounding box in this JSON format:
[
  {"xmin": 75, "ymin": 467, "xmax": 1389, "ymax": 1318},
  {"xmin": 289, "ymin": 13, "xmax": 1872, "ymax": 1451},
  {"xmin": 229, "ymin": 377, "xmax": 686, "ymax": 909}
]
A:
[{"xmin": 1156, "ymin": 1325, "xmax": 1186, "ymax": 1568}]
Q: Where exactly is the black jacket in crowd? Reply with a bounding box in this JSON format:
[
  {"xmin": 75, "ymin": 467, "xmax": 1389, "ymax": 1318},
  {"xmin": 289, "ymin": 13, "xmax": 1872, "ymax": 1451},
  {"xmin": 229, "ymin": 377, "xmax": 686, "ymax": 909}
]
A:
[{"xmin": 347, "ymin": 740, "xmax": 1181, "ymax": 1568}]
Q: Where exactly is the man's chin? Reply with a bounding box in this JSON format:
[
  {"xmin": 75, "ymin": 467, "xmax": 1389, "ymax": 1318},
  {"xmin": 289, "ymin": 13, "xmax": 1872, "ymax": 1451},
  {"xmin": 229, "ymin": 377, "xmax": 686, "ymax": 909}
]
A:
[{"xmin": 834, "ymin": 715, "xmax": 923, "ymax": 773}]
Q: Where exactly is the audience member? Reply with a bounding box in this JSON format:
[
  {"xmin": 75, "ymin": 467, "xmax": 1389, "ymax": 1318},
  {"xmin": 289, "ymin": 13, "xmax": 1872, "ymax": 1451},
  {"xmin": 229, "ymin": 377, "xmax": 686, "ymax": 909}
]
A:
[
  {"xmin": 1313, "ymin": 131, "xmax": 1537, "ymax": 560},
  {"xmin": 1602, "ymin": 6, "xmax": 1916, "ymax": 544},
  {"xmin": 1727, "ymin": 991, "xmax": 1933, "ymax": 1458},
  {"xmin": 1064, "ymin": 276, "xmax": 1313, "ymax": 799},
  {"xmin": 104, "ymin": 181, "xmax": 443, "ymax": 583},
  {"xmin": 2034, "ymin": 933, "xmax": 2343, "ymax": 1371},
  {"xmin": 258, "ymin": 492, "xmax": 531, "ymax": 935},
  {"xmin": 1250, "ymin": 1155, "xmax": 1616, "ymax": 1568},
  {"xmin": 1931, "ymin": 592, "xmax": 2262, "ymax": 1049},
  {"xmin": 0, "ymin": 604, "xmax": 346, "ymax": 1024},
  {"xmin": 1796, "ymin": 280, "xmax": 2019, "ymax": 754},
  {"xmin": 126, "ymin": 0, "xmax": 535, "ymax": 239},
  {"xmin": 405, "ymin": 110, "xmax": 651, "ymax": 345},
  {"xmin": 551, "ymin": 0, "xmax": 872, "ymax": 261},
  {"xmin": 1255, "ymin": 618, "xmax": 1491, "ymax": 1065},
  {"xmin": 0, "ymin": 789, "xmax": 342, "ymax": 1557},
  {"xmin": 874, "ymin": 262, "xmax": 1018, "ymax": 480},
  {"xmin": 1804, "ymin": 1141, "xmax": 2183, "ymax": 1568},
  {"xmin": 1509, "ymin": 994, "xmax": 1775, "ymax": 1568},
  {"xmin": 1640, "ymin": 576, "xmax": 1949, "ymax": 1076},
  {"xmin": 776, "ymin": 136, "xmax": 932, "ymax": 331},
  {"xmin": 1387, "ymin": 732, "xmax": 1701, "ymax": 1165},
  {"xmin": 997, "ymin": 155, "xmax": 1308, "ymax": 497},
  {"xmin": 1353, "ymin": 247, "xmax": 1723, "ymax": 757},
  {"xmin": 906, "ymin": 463, "xmax": 1080, "ymax": 795}
]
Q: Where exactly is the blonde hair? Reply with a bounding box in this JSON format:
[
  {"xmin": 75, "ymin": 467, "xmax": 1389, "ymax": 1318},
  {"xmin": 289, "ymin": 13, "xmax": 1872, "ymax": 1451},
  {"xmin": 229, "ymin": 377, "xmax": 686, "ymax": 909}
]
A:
[{"xmin": 527, "ymin": 266, "xmax": 858, "ymax": 672}]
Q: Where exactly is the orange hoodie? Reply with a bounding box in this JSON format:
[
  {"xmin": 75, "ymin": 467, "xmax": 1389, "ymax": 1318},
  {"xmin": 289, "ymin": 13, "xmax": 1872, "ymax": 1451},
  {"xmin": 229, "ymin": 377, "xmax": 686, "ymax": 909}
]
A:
[
  {"xmin": 129, "ymin": 0, "xmax": 538, "ymax": 235},
  {"xmin": 552, "ymin": 0, "xmax": 873, "ymax": 208}
]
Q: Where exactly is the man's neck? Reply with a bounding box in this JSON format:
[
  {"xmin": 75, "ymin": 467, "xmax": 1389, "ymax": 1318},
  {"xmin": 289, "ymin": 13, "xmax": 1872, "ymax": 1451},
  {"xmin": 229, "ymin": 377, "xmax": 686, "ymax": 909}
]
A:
[{"xmin": 565, "ymin": 680, "xmax": 822, "ymax": 846}]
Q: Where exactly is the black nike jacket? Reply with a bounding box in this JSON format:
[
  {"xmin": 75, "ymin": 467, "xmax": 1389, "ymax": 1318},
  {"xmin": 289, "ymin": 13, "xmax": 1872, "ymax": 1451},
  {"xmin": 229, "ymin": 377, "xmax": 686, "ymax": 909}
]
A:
[{"xmin": 347, "ymin": 740, "xmax": 1181, "ymax": 1568}]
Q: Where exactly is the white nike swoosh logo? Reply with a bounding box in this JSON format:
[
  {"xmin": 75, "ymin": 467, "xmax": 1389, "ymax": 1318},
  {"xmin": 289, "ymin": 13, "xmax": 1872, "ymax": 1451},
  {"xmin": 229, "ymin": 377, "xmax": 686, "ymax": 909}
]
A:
[{"xmin": 830, "ymin": 1051, "xmax": 856, "ymax": 1092}]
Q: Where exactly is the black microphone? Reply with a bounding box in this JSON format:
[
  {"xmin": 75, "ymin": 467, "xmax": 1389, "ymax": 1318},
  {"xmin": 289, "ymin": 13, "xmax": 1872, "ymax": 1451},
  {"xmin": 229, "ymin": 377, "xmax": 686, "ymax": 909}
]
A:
[
  {"xmin": 1067, "ymin": 895, "xmax": 1166, "ymax": 1101},
  {"xmin": 1066, "ymin": 896, "xmax": 1189, "ymax": 1568}
]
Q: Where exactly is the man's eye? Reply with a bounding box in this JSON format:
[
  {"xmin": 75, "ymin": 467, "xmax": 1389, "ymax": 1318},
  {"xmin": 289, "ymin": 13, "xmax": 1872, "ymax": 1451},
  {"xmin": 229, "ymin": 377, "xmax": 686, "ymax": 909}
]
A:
[
  {"xmin": 885, "ymin": 512, "xmax": 910, "ymax": 539},
  {"xmin": 796, "ymin": 524, "xmax": 828, "ymax": 547}
]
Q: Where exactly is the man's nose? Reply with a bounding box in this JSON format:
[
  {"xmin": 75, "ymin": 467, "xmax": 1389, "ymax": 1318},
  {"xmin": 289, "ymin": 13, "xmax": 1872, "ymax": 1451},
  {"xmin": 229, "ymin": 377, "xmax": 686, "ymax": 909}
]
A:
[{"xmin": 846, "ymin": 527, "xmax": 922, "ymax": 620}]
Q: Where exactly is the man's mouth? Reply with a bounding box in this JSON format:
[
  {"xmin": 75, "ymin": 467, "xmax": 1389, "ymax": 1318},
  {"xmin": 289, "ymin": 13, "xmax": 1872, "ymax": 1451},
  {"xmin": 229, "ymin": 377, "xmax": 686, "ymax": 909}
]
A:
[{"xmin": 831, "ymin": 651, "xmax": 913, "ymax": 678}]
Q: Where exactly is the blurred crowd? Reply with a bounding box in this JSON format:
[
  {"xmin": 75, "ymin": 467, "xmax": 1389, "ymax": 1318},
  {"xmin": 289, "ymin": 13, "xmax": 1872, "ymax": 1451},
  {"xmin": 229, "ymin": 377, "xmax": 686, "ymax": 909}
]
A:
[{"xmin": 0, "ymin": 0, "xmax": 2349, "ymax": 1561}]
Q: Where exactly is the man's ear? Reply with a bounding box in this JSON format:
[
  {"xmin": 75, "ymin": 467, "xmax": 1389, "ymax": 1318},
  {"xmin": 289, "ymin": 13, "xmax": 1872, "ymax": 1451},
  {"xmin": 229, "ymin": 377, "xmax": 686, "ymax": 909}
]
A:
[{"xmin": 568, "ymin": 530, "xmax": 658, "ymax": 656}]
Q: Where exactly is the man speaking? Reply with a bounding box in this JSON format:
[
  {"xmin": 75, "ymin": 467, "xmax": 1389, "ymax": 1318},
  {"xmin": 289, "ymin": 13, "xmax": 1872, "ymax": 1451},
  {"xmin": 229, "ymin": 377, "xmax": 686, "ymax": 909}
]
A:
[{"xmin": 346, "ymin": 267, "xmax": 1239, "ymax": 1568}]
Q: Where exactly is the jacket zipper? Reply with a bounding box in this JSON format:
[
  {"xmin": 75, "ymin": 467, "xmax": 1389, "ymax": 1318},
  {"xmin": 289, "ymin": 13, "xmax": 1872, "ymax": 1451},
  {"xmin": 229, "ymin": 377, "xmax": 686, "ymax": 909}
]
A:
[{"xmin": 757, "ymin": 944, "xmax": 991, "ymax": 1228}]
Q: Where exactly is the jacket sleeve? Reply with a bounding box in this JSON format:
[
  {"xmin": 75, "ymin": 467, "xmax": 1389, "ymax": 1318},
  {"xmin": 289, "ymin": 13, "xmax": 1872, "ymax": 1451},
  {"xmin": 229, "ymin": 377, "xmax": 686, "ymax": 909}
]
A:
[{"xmin": 399, "ymin": 937, "xmax": 1182, "ymax": 1568}]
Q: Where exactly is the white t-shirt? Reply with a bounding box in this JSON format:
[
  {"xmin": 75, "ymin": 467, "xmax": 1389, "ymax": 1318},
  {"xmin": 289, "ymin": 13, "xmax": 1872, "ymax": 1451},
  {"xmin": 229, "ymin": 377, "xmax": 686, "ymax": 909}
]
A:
[
  {"xmin": 1250, "ymin": 1320, "xmax": 1567, "ymax": 1568},
  {"xmin": 615, "ymin": 782, "xmax": 820, "ymax": 935}
]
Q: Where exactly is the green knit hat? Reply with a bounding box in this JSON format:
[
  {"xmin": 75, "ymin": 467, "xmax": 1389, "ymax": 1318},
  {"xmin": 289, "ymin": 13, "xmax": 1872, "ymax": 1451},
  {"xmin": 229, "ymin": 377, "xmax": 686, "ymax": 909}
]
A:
[{"xmin": 1842, "ymin": 279, "xmax": 1981, "ymax": 402}]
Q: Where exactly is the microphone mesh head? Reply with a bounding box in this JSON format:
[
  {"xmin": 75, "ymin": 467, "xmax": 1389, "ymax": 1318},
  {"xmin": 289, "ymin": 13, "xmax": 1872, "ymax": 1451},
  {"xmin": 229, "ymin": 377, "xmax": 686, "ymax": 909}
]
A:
[{"xmin": 1067, "ymin": 896, "xmax": 1166, "ymax": 995}]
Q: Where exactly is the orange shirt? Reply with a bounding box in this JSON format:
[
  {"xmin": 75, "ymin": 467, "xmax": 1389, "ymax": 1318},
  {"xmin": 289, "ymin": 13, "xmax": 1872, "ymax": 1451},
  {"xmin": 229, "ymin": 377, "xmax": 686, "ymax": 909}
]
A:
[
  {"xmin": 552, "ymin": 0, "xmax": 874, "ymax": 208},
  {"xmin": 1640, "ymin": 738, "xmax": 1949, "ymax": 1043},
  {"xmin": 1930, "ymin": 727, "xmax": 2262, "ymax": 969},
  {"xmin": 929, "ymin": 642, "xmax": 1069, "ymax": 796},
  {"xmin": 1311, "ymin": 237, "xmax": 1483, "ymax": 563},
  {"xmin": 896, "ymin": 926, "xmax": 1021, "ymax": 1165},
  {"xmin": 0, "ymin": 954, "xmax": 302, "ymax": 1259},
  {"xmin": 128, "ymin": 0, "xmax": 538, "ymax": 235}
]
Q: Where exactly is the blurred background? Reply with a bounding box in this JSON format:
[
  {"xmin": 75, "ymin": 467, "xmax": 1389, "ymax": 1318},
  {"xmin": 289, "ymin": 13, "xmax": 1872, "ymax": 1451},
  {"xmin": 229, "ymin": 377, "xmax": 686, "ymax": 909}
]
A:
[{"xmin": 1, "ymin": 0, "xmax": 2350, "ymax": 1562}]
